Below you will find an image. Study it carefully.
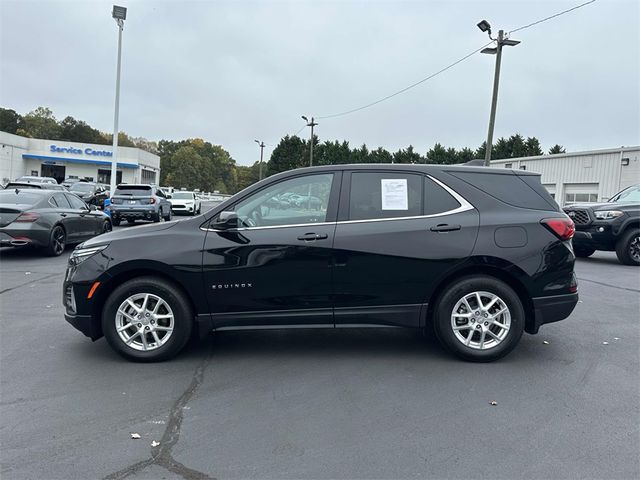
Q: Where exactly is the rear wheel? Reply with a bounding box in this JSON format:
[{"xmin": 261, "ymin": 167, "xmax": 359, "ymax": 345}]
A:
[
  {"xmin": 574, "ymin": 246, "xmax": 596, "ymax": 258},
  {"xmin": 102, "ymin": 277, "xmax": 194, "ymax": 362},
  {"xmin": 433, "ymin": 276, "xmax": 524, "ymax": 362},
  {"xmin": 615, "ymin": 228, "xmax": 640, "ymax": 266},
  {"xmin": 45, "ymin": 225, "xmax": 66, "ymax": 256},
  {"xmin": 164, "ymin": 208, "xmax": 172, "ymax": 222},
  {"xmin": 112, "ymin": 217, "xmax": 121, "ymax": 227}
]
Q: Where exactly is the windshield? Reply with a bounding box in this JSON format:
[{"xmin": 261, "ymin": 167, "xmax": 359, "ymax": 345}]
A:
[
  {"xmin": 172, "ymin": 192, "xmax": 193, "ymax": 200},
  {"xmin": 70, "ymin": 183, "xmax": 95, "ymax": 192},
  {"xmin": 114, "ymin": 186, "xmax": 152, "ymax": 196},
  {"xmin": 0, "ymin": 190, "xmax": 41, "ymax": 205},
  {"xmin": 612, "ymin": 185, "xmax": 640, "ymax": 203}
]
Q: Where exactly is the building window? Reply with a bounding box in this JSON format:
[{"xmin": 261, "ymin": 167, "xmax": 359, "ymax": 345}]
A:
[
  {"xmin": 141, "ymin": 169, "xmax": 156, "ymax": 184},
  {"xmin": 98, "ymin": 169, "xmax": 122, "ymax": 185},
  {"xmin": 504, "ymin": 163, "xmax": 512, "ymax": 169},
  {"xmin": 565, "ymin": 192, "xmax": 598, "ymax": 204},
  {"xmin": 519, "ymin": 165, "xmax": 526, "ymax": 170}
]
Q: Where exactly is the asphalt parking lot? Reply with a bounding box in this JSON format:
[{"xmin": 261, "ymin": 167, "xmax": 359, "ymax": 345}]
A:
[{"xmin": 1, "ymin": 220, "xmax": 639, "ymax": 479}]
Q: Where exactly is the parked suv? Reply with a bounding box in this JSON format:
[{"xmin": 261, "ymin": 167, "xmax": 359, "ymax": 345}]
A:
[
  {"xmin": 564, "ymin": 184, "xmax": 640, "ymax": 265},
  {"xmin": 63, "ymin": 165, "xmax": 578, "ymax": 362},
  {"xmin": 108, "ymin": 184, "xmax": 172, "ymax": 226},
  {"xmin": 68, "ymin": 182, "xmax": 109, "ymax": 209},
  {"xmin": 168, "ymin": 191, "xmax": 201, "ymax": 215}
]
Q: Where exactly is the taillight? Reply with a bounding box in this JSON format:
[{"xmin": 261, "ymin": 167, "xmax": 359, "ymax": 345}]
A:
[
  {"xmin": 15, "ymin": 212, "xmax": 40, "ymax": 223},
  {"xmin": 541, "ymin": 217, "xmax": 575, "ymax": 241},
  {"xmin": 140, "ymin": 198, "xmax": 156, "ymax": 204}
]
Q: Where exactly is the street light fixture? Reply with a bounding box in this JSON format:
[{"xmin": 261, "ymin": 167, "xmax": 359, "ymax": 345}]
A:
[
  {"xmin": 109, "ymin": 5, "xmax": 127, "ymax": 197},
  {"xmin": 254, "ymin": 139, "xmax": 265, "ymax": 180},
  {"xmin": 301, "ymin": 116, "xmax": 318, "ymax": 167},
  {"xmin": 478, "ymin": 20, "xmax": 520, "ymax": 166}
]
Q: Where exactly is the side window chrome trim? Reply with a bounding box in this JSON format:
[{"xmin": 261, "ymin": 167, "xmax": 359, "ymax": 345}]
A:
[{"xmin": 202, "ymin": 175, "xmax": 475, "ymax": 231}]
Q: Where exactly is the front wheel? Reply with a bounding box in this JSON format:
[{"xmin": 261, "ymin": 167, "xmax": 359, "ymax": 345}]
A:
[
  {"xmin": 102, "ymin": 220, "xmax": 112, "ymax": 234},
  {"xmin": 615, "ymin": 228, "xmax": 640, "ymax": 266},
  {"xmin": 102, "ymin": 277, "xmax": 194, "ymax": 362},
  {"xmin": 433, "ymin": 276, "xmax": 524, "ymax": 362}
]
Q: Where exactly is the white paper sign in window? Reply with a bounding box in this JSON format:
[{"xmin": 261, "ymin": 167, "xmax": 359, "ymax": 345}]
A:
[{"xmin": 381, "ymin": 178, "xmax": 408, "ymax": 210}]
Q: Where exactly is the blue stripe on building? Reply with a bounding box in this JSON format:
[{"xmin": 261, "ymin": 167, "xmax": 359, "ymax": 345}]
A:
[{"xmin": 22, "ymin": 154, "xmax": 139, "ymax": 169}]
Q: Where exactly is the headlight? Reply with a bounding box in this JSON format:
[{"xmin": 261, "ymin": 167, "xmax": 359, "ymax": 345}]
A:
[
  {"xmin": 70, "ymin": 244, "xmax": 109, "ymax": 266},
  {"xmin": 594, "ymin": 210, "xmax": 624, "ymax": 220}
]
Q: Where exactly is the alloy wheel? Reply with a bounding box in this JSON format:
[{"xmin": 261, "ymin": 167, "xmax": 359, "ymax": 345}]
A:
[
  {"xmin": 450, "ymin": 291, "xmax": 511, "ymax": 350},
  {"xmin": 115, "ymin": 293, "xmax": 175, "ymax": 352},
  {"xmin": 52, "ymin": 227, "xmax": 66, "ymax": 255},
  {"xmin": 103, "ymin": 221, "xmax": 112, "ymax": 233},
  {"xmin": 629, "ymin": 235, "xmax": 640, "ymax": 263}
]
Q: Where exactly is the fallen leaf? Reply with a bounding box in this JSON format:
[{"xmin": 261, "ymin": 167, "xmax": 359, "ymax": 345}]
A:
[
  {"xmin": 131, "ymin": 433, "xmax": 141, "ymax": 439},
  {"xmin": 602, "ymin": 342, "xmax": 609, "ymax": 345},
  {"xmin": 490, "ymin": 401, "xmax": 497, "ymax": 406},
  {"xmin": 151, "ymin": 441, "xmax": 160, "ymax": 447},
  {"xmin": 543, "ymin": 340, "xmax": 550, "ymax": 345}
]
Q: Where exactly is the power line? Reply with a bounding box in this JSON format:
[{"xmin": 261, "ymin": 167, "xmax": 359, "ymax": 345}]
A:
[
  {"xmin": 508, "ymin": 0, "xmax": 596, "ymax": 34},
  {"xmin": 316, "ymin": 40, "xmax": 495, "ymax": 120}
]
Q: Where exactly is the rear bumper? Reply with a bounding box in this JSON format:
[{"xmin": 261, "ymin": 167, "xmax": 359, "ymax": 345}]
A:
[
  {"xmin": 529, "ymin": 292, "xmax": 579, "ymax": 334},
  {"xmin": 110, "ymin": 208, "xmax": 157, "ymax": 220},
  {"xmin": 0, "ymin": 226, "xmax": 49, "ymax": 248}
]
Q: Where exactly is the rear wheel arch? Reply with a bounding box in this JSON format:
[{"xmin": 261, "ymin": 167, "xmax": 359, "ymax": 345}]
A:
[{"xmin": 425, "ymin": 264, "xmax": 535, "ymax": 334}]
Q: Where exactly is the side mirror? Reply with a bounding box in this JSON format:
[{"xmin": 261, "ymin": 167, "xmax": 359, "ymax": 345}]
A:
[
  {"xmin": 212, "ymin": 211, "xmax": 238, "ymax": 230},
  {"xmin": 167, "ymin": 194, "xmax": 172, "ymax": 199}
]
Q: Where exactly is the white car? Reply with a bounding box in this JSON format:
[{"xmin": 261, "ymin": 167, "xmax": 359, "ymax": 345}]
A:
[{"xmin": 169, "ymin": 191, "xmax": 201, "ymax": 216}]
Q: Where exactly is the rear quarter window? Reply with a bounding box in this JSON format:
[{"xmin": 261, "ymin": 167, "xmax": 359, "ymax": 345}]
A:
[
  {"xmin": 448, "ymin": 171, "xmax": 557, "ymax": 211},
  {"xmin": 424, "ymin": 177, "xmax": 461, "ymax": 214}
]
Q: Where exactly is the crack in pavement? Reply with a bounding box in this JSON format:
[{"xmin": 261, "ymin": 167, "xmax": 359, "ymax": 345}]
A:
[
  {"xmin": 104, "ymin": 347, "xmax": 215, "ymax": 480},
  {"xmin": 0, "ymin": 272, "xmax": 63, "ymax": 295},
  {"xmin": 577, "ymin": 276, "xmax": 640, "ymax": 293}
]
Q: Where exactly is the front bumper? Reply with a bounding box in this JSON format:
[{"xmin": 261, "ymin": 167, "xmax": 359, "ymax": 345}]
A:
[
  {"xmin": 65, "ymin": 312, "xmax": 102, "ymax": 340},
  {"xmin": 529, "ymin": 292, "xmax": 579, "ymax": 334},
  {"xmin": 573, "ymin": 226, "xmax": 617, "ymax": 251}
]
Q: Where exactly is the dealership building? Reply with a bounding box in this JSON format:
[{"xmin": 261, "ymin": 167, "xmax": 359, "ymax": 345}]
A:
[
  {"xmin": 490, "ymin": 146, "xmax": 639, "ymax": 206},
  {"xmin": 0, "ymin": 131, "xmax": 160, "ymax": 186}
]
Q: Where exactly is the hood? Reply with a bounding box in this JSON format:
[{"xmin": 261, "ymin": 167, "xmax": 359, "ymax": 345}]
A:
[
  {"xmin": 564, "ymin": 202, "xmax": 639, "ymax": 211},
  {"xmin": 80, "ymin": 219, "xmax": 180, "ymax": 248}
]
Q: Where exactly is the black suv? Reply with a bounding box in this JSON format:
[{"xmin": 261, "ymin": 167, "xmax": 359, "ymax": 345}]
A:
[
  {"xmin": 564, "ymin": 184, "xmax": 640, "ymax": 265},
  {"xmin": 63, "ymin": 165, "xmax": 578, "ymax": 362},
  {"xmin": 68, "ymin": 182, "xmax": 110, "ymax": 209}
]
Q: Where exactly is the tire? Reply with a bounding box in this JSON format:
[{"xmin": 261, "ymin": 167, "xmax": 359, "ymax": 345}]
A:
[
  {"xmin": 574, "ymin": 246, "xmax": 596, "ymax": 258},
  {"xmin": 102, "ymin": 220, "xmax": 112, "ymax": 234},
  {"xmin": 164, "ymin": 208, "xmax": 172, "ymax": 222},
  {"xmin": 153, "ymin": 211, "xmax": 161, "ymax": 223},
  {"xmin": 112, "ymin": 217, "xmax": 121, "ymax": 227},
  {"xmin": 615, "ymin": 228, "xmax": 640, "ymax": 266},
  {"xmin": 432, "ymin": 276, "xmax": 525, "ymax": 362},
  {"xmin": 102, "ymin": 277, "xmax": 194, "ymax": 362},
  {"xmin": 45, "ymin": 225, "xmax": 67, "ymax": 256}
]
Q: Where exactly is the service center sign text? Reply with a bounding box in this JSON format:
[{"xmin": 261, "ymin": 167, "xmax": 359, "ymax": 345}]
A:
[{"xmin": 50, "ymin": 145, "xmax": 113, "ymax": 157}]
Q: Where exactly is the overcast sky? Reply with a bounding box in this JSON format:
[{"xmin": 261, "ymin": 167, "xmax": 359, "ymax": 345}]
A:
[{"xmin": 1, "ymin": 0, "xmax": 638, "ymax": 165}]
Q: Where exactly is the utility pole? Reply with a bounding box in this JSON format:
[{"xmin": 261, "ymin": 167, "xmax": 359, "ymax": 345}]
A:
[
  {"xmin": 301, "ymin": 116, "xmax": 318, "ymax": 167},
  {"xmin": 477, "ymin": 20, "xmax": 520, "ymax": 166},
  {"xmin": 254, "ymin": 140, "xmax": 265, "ymax": 180},
  {"xmin": 110, "ymin": 5, "xmax": 127, "ymax": 195}
]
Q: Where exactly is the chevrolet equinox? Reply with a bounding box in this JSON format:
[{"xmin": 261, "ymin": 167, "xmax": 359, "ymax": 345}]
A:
[{"xmin": 63, "ymin": 164, "xmax": 578, "ymax": 362}]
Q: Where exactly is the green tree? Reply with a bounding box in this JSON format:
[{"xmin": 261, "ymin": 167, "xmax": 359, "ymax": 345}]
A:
[
  {"xmin": 393, "ymin": 145, "xmax": 423, "ymax": 164},
  {"xmin": 0, "ymin": 108, "xmax": 20, "ymax": 134},
  {"xmin": 267, "ymin": 135, "xmax": 307, "ymax": 175},
  {"xmin": 164, "ymin": 146, "xmax": 204, "ymax": 190},
  {"xmin": 59, "ymin": 116, "xmax": 104, "ymax": 144},
  {"xmin": 19, "ymin": 107, "xmax": 61, "ymax": 139},
  {"xmin": 525, "ymin": 136, "xmax": 543, "ymax": 156},
  {"xmin": 549, "ymin": 144, "xmax": 566, "ymax": 154},
  {"xmin": 369, "ymin": 146, "xmax": 393, "ymax": 164}
]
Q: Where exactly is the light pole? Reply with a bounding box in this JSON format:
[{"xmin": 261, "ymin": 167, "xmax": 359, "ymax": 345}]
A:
[
  {"xmin": 477, "ymin": 20, "xmax": 520, "ymax": 166},
  {"xmin": 254, "ymin": 140, "xmax": 265, "ymax": 180},
  {"xmin": 301, "ymin": 115, "xmax": 318, "ymax": 167},
  {"xmin": 109, "ymin": 5, "xmax": 127, "ymax": 196}
]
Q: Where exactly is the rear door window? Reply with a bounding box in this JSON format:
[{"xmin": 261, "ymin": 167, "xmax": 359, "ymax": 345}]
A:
[
  {"xmin": 348, "ymin": 172, "xmax": 422, "ymax": 221},
  {"xmin": 66, "ymin": 194, "xmax": 87, "ymax": 210},
  {"xmin": 424, "ymin": 177, "xmax": 461, "ymax": 215},
  {"xmin": 52, "ymin": 193, "xmax": 71, "ymax": 208}
]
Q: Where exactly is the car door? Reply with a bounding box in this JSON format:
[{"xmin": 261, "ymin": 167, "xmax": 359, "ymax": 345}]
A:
[
  {"xmin": 202, "ymin": 171, "xmax": 340, "ymax": 328},
  {"xmin": 49, "ymin": 193, "xmax": 78, "ymax": 240},
  {"xmin": 332, "ymin": 171, "xmax": 479, "ymax": 328},
  {"xmin": 65, "ymin": 193, "xmax": 97, "ymax": 239}
]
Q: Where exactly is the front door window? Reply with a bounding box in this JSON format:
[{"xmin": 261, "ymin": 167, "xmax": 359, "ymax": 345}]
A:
[{"xmin": 233, "ymin": 174, "xmax": 333, "ymax": 228}]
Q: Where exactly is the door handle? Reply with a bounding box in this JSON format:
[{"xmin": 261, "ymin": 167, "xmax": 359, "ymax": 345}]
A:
[
  {"xmin": 297, "ymin": 233, "xmax": 328, "ymax": 241},
  {"xmin": 430, "ymin": 224, "xmax": 461, "ymax": 232}
]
